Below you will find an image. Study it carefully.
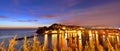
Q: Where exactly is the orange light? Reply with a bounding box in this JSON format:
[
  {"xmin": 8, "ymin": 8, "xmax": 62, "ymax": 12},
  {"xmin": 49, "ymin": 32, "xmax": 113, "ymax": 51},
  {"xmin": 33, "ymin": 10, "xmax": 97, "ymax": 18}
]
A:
[{"xmin": 62, "ymin": 27, "xmax": 66, "ymax": 30}]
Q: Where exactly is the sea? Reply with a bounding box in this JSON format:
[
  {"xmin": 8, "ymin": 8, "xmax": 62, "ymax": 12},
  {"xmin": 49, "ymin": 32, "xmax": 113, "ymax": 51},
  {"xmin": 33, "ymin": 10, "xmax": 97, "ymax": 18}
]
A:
[{"xmin": 0, "ymin": 28, "xmax": 44, "ymax": 48}]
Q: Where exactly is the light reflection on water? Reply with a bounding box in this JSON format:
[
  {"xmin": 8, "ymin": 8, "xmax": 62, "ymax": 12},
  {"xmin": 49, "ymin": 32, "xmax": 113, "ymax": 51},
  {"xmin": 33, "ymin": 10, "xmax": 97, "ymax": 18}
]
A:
[
  {"xmin": 0, "ymin": 29, "xmax": 119, "ymax": 49},
  {"xmin": 43, "ymin": 30, "xmax": 120, "ymax": 49},
  {"xmin": 52, "ymin": 34, "xmax": 57, "ymax": 48},
  {"xmin": 44, "ymin": 31, "xmax": 83, "ymax": 49}
]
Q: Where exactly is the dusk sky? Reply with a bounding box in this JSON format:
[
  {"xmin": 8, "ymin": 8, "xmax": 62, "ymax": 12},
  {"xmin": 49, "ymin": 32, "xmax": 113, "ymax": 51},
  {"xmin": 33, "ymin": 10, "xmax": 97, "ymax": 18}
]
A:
[{"xmin": 0, "ymin": 0, "xmax": 120, "ymax": 28}]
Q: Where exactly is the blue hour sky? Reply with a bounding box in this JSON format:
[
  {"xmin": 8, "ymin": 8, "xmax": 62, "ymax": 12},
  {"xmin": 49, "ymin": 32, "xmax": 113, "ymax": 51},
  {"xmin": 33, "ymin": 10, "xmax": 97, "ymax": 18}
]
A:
[{"xmin": 0, "ymin": 0, "xmax": 120, "ymax": 28}]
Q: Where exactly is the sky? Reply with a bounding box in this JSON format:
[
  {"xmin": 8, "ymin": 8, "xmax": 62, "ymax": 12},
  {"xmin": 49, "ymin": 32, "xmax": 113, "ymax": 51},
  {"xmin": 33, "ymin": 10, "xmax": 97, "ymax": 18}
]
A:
[{"xmin": 0, "ymin": 0, "xmax": 120, "ymax": 28}]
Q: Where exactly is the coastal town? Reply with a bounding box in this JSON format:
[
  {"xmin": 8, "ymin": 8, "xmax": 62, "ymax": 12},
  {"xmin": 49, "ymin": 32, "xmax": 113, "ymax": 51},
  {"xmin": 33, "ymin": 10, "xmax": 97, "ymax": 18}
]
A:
[{"xmin": 36, "ymin": 23, "xmax": 120, "ymax": 50}]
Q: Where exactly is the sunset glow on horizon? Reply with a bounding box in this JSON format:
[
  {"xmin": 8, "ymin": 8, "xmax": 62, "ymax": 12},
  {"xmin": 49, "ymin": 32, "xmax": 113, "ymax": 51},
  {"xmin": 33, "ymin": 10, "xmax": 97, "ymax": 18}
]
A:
[{"xmin": 0, "ymin": 0, "xmax": 120, "ymax": 28}]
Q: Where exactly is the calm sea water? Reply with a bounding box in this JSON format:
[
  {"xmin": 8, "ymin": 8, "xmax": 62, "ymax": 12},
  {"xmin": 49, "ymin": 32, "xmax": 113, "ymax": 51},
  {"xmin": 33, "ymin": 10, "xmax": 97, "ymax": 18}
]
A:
[
  {"xmin": 0, "ymin": 28, "xmax": 44, "ymax": 48},
  {"xmin": 0, "ymin": 29, "xmax": 36, "ymax": 40}
]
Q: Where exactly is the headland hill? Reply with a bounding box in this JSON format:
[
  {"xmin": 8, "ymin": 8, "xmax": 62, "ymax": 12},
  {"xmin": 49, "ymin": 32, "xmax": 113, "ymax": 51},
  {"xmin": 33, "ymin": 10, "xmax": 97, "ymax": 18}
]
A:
[{"xmin": 36, "ymin": 23, "xmax": 120, "ymax": 35}]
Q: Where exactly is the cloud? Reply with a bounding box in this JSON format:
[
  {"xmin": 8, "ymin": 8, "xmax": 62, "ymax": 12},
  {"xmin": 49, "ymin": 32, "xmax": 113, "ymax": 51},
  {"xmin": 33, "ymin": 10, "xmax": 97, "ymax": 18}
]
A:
[
  {"xmin": 12, "ymin": 0, "xmax": 29, "ymax": 5},
  {"xmin": 51, "ymin": 0, "xmax": 81, "ymax": 11},
  {"xmin": 15, "ymin": 20, "xmax": 38, "ymax": 22},
  {"xmin": 58, "ymin": 2, "xmax": 120, "ymax": 26},
  {"xmin": 59, "ymin": 0, "xmax": 80, "ymax": 8},
  {"xmin": 13, "ymin": 0, "xmax": 19, "ymax": 5},
  {"xmin": 21, "ymin": 0, "xmax": 81, "ymax": 17},
  {"xmin": 41, "ymin": 14, "xmax": 58, "ymax": 18},
  {"xmin": 0, "ymin": 16, "xmax": 8, "ymax": 18}
]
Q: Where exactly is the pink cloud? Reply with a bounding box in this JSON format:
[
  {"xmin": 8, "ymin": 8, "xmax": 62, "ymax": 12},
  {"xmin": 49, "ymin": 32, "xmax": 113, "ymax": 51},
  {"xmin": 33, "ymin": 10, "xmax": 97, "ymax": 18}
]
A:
[
  {"xmin": 41, "ymin": 14, "xmax": 58, "ymax": 18},
  {"xmin": 58, "ymin": 2, "xmax": 120, "ymax": 26},
  {"xmin": 60, "ymin": 0, "xmax": 80, "ymax": 7},
  {"xmin": 51, "ymin": 0, "xmax": 81, "ymax": 11},
  {"xmin": 13, "ymin": 0, "xmax": 19, "ymax": 5},
  {"xmin": 0, "ymin": 16, "xmax": 8, "ymax": 18},
  {"xmin": 12, "ymin": 0, "xmax": 29, "ymax": 5}
]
